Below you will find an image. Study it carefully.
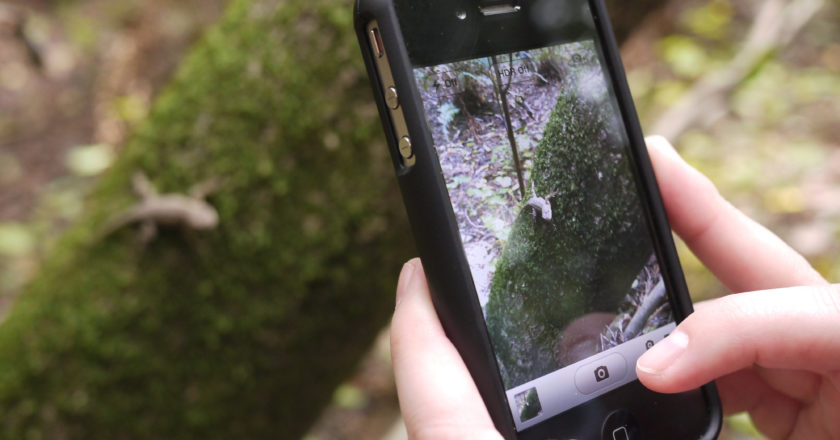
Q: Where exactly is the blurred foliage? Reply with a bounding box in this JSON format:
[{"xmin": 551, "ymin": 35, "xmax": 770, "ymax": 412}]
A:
[
  {"xmin": 726, "ymin": 412, "xmax": 766, "ymax": 439},
  {"xmin": 680, "ymin": 0, "xmax": 733, "ymax": 40},
  {"xmin": 631, "ymin": 0, "xmax": 840, "ymax": 291},
  {"xmin": 332, "ymin": 384, "xmax": 368, "ymax": 411},
  {"xmin": 630, "ymin": 0, "xmax": 840, "ymax": 438},
  {"xmin": 65, "ymin": 144, "xmax": 115, "ymax": 177},
  {"xmin": 0, "ymin": 0, "xmax": 411, "ymax": 438}
]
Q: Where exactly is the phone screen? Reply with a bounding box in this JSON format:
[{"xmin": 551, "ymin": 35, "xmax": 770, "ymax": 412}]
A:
[{"xmin": 412, "ymin": 39, "xmax": 676, "ymax": 431}]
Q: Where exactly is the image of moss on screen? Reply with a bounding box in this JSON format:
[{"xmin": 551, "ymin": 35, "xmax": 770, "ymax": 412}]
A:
[{"xmin": 484, "ymin": 69, "xmax": 655, "ymax": 389}]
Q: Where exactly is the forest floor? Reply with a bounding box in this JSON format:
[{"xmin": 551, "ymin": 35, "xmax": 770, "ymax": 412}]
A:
[
  {"xmin": 0, "ymin": 0, "xmax": 837, "ymax": 439},
  {"xmin": 415, "ymin": 54, "xmax": 567, "ymax": 306}
]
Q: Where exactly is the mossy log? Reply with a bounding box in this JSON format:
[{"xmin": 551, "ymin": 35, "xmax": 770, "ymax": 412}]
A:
[
  {"xmin": 485, "ymin": 77, "xmax": 652, "ymax": 389},
  {"xmin": 0, "ymin": 1, "xmax": 661, "ymax": 438},
  {"xmin": 0, "ymin": 0, "xmax": 410, "ymax": 438}
]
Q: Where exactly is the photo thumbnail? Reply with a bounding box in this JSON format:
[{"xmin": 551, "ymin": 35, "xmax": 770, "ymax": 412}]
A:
[{"xmin": 514, "ymin": 387, "xmax": 543, "ymax": 423}]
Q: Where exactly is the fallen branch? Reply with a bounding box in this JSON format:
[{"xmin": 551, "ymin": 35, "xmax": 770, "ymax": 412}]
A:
[
  {"xmin": 624, "ymin": 278, "xmax": 667, "ymax": 340},
  {"xmin": 651, "ymin": 0, "xmax": 824, "ymax": 141}
]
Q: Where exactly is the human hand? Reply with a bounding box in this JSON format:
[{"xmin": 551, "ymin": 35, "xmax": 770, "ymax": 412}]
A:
[
  {"xmin": 390, "ymin": 136, "xmax": 838, "ymax": 440},
  {"xmin": 391, "ymin": 259, "xmax": 503, "ymax": 439},
  {"xmin": 637, "ymin": 136, "xmax": 839, "ymax": 440}
]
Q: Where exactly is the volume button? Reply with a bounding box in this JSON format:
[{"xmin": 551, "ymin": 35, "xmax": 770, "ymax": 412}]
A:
[
  {"xmin": 398, "ymin": 136, "xmax": 413, "ymax": 159},
  {"xmin": 369, "ymin": 28, "xmax": 384, "ymax": 58},
  {"xmin": 366, "ymin": 20, "xmax": 414, "ymax": 169},
  {"xmin": 385, "ymin": 86, "xmax": 400, "ymax": 109}
]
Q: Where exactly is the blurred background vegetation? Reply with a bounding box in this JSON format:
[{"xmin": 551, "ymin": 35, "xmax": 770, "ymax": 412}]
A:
[{"xmin": 0, "ymin": 0, "xmax": 836, "ymax": 439}]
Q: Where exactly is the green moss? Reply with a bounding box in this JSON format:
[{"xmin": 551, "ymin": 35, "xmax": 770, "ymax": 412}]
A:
[
  {"xmin": 0, "ymin": 0, "xmax": 410, "ymax": 438},
  {"xmin": 518, "ymin": 388, "xmax": 542, "ymax": 421},
  {"xmin": 485, "ymin": 86, "xmax": 651, "ymax": 389}
]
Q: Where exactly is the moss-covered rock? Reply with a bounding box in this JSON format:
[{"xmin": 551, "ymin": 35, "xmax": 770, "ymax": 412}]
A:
[
  {"xmin": 485, "ymin": 79, "xmax": 652, "ymax": 389},
  {"xmin": 0, "ymin": 0, "xmax": 409, "ymax": 438}
]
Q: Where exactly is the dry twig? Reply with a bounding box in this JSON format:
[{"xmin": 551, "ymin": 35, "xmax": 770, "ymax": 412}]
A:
[{"xmin": 652, "ymin": 0, "xmax": 824, "ymax": 141}]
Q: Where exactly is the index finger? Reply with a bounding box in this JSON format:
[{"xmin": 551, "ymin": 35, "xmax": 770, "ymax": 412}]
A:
[
  {"xmin": 636, "ymin": 284, "xmax": 840, "ymax": 392},
  {"xmin": 646, "ymin": 136, "xmax": 827, "ymax": 292}
]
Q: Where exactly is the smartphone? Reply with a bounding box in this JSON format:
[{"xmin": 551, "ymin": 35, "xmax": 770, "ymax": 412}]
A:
[{"xmin": 355, "ymin": 1, "xmax": 722, "ymax": 438}]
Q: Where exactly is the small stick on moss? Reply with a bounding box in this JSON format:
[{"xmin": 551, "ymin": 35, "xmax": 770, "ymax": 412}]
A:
[{"xmin": 623, "ymin": 278, "xmax": 667, "ymax": 339}]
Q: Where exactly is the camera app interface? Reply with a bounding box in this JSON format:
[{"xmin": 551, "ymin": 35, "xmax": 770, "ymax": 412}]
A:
[{"xmin": 413, "ymin": 40, "xmax": 676, "ymax": 430}]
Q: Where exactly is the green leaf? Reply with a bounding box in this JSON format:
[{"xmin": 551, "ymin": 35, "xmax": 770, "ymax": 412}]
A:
[
  {"xmin": 494, "ymin": 176, "xmax": 512, "ymax": 187},
  {"xmin": 66, "ymin": 144, "xmax": 115, "ymax": 177},
  {"xmin": 658, "ymin": 35, "xmax": 710, "ymax": 79},
  {"xmin": 332, "ymin": 384, "xmax": 367, "ymax": 410},
  {"xmin": 0, "ymin": 222, "xmax": 34, "ymax": 257},
  {"xmin": 726, "ymin": 412, "xmax": 764, "ymax": 437},
  {"xmin": 680, "ymin": 0, "xmax": 733, "ymax": 40}
]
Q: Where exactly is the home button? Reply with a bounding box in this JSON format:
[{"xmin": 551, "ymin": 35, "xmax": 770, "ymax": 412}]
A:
[{"xmin": 602, "ymin": 410, "xmax": 641, "ymax": 440}]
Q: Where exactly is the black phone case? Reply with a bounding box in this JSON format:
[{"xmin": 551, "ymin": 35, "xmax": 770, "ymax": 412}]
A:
[{"xmin": 354, "ymin": 1, "xmax": 723, "ymax": 438}]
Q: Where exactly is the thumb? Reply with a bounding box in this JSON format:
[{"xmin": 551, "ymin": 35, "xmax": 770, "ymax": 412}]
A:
[{"xmin": 636, "ymin": 284, "xmax": 840, "ymax": 393}]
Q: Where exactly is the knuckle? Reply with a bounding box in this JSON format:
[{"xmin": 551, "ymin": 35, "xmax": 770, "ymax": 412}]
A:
[
  {"xmin": 816, "ymin": 284, "xmax": 840, "ymax": 317},
  {"xmin": 683, "ymin": 294, "xmax": 752, "ymax": 335}
]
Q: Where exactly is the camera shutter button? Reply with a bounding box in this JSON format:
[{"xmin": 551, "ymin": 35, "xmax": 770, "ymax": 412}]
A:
[{"xmin": 574, "ymin": 353, "xmax": 627, "ymax": 395}]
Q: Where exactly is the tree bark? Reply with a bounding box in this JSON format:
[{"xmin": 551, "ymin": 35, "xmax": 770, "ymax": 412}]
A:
[
  {"xmin": 0, "ymin": 0, "xmax": 410, "ymax": 438},
  {"xmin": 0, "ymin": 0, "xmax": 665, "ymax": 438}
]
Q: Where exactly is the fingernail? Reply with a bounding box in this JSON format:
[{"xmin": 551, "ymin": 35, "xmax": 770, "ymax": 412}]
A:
[
  {"xmin": 395, "ymin": 260, "xmax": 417, "ymax": 309},
  {"xmin": 637, "ymin": 330, "xmax": 689, "ymax": 375}
]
